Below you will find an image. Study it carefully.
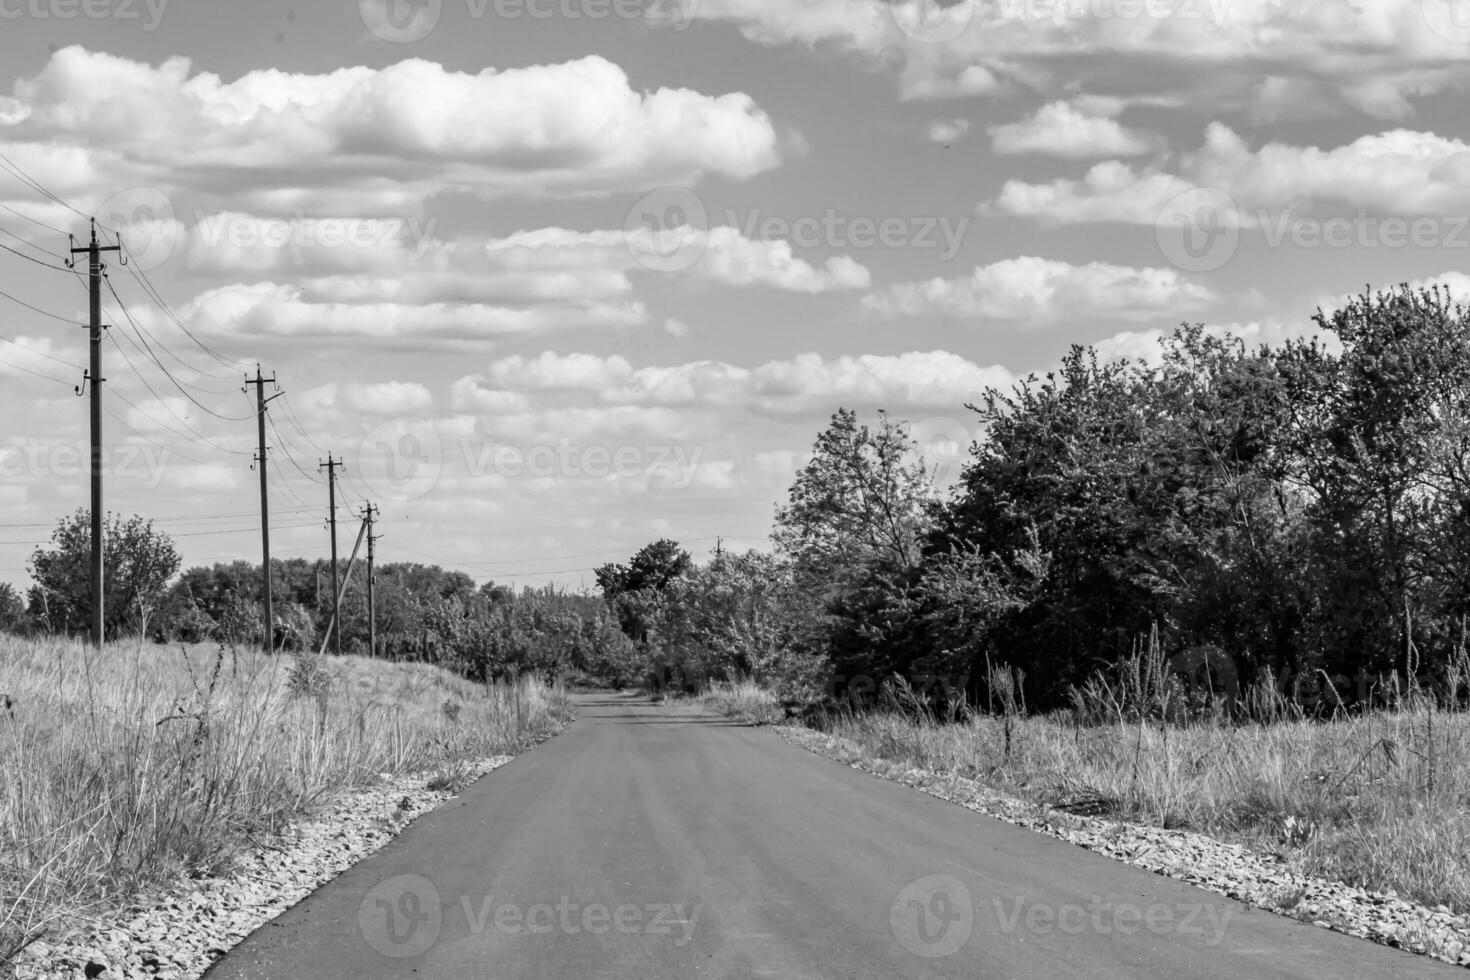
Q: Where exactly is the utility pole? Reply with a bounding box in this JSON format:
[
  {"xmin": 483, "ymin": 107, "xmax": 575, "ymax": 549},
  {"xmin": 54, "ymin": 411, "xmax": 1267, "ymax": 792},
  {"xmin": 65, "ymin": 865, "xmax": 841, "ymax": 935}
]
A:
[
  {"xmin": 319, "ymin": 454, "xmax": 342, "ymax": 655},
  {"xmin": 246, "ymin": 367, "xmax": 281, "ymax": 652},
  {"xmin": 68, "ymin": 220, "xmax": 119, "ymax": 648},
  {"xmin": 363, "ymin": 502, "xmax": 379, "ymax": 658}
]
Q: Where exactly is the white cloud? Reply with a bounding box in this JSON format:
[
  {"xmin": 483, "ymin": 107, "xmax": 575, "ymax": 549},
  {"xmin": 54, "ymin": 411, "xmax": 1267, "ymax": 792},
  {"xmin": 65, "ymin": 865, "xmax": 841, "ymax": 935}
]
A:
[
  {"xmin": 171, "ymin": 281, "xmax": 647, "ymax": 345},
  {"xmin": 862, "ymin": 256, "xmax": 1215, "ymax": 320},
  {"xmin": 990, "ymin": 101, "xmax": 1159, "ymax": 158},
  {"xmin": 667, "ymin": 0, "xmax": 1470, "ymax": 117},
  {"xmin": 1, "ymin": 47, "xmax": 781, "ymax": 212},
  {"xmin": 460, "ymin": 350, "xmax": 1013, "ymax": 415},
  {"xmin": 927, "ymin": 119, "xmax": 970, "ymax": 143},
  {"xmin": 994, "ymin": 124, "xmax": 1470, "ymax": 225},
  {"xmin": 185, "ymin": 219, "xmax": 869, "ymax": 297}
]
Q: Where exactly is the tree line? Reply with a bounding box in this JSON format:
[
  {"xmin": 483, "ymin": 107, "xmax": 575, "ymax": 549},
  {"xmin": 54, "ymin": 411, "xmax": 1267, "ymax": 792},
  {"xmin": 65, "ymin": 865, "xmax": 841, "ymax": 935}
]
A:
[
  {"xmin": 595, "ymin": 287, "xmax": 1470, "ymax": 711},
  {"xmin": 6, "ymin": 287, "xmax": 1468, "ymax": 712}
]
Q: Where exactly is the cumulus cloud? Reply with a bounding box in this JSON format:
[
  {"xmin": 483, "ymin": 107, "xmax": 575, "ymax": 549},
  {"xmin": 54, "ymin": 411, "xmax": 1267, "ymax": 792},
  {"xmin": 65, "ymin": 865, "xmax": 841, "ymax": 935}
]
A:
[
  {"xmin": 862, "ymin": 256, "xmax": 1215, "ymax": 321},
  {"xmin": 928, "ymin": 119, "xmax": 970, "ymax": 143},
  {"xmin": 185, "ymin": 219, "xmax": 869, "ymax": 298},
  {"xmin": 168, "ymin": 281, "xmax": 647, "ymax": 346},
  {"xmin": 663, "ymin": 0, "xmax": 1470, "ymax": 117},
  {"xmin": 994, "ymin": 124, "xmax": 1470, "ymax": 225},
  {"xmin": 1, "ymin": 47, "xmax": 781, "ymax": 213},
  {"xmin": 990, "ymin": 101, "xmax": 1160, "ymax": 158},
  {"xmin": 460, "ymin": 350, "xmax": 1013, "ymax": 415}
]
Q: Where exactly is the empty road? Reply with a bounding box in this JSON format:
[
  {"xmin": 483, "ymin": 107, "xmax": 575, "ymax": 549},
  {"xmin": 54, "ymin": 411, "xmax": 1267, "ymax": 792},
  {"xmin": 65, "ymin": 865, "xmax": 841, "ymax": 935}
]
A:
[{"xmin": 205, "ymin": 692, "xmax": 1455, "ymax": 979}]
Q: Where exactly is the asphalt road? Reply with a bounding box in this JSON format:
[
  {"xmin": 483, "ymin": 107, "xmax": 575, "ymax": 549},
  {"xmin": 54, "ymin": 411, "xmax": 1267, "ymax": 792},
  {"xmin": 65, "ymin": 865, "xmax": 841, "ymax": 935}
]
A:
[{"xmin": 205, "ymin": 692, "xmax": 1456, "ymax": 979}]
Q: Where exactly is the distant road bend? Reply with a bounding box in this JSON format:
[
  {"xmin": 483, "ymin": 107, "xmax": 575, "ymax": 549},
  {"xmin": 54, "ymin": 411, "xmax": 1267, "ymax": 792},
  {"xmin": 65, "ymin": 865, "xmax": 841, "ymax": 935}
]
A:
[{"xmin": 206, "ymin": 693, "xmax": 1455, "ymax": 979}]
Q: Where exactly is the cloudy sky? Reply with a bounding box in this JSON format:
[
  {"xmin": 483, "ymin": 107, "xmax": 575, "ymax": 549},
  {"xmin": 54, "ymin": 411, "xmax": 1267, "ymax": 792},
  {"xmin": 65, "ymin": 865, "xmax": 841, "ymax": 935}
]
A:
[{"xmin": 3, "ymin": 0, "xmax": 1470, "ymax": 590}]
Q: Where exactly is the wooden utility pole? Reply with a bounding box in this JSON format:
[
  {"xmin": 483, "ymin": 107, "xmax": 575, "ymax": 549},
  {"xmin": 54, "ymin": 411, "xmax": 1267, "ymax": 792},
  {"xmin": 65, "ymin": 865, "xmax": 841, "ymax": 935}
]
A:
[
  {"xmin": 319, "ymin": 455, "xmax": 342, "ymax": 655},
  {"xmin": 316, "ymin": 513, "xmax": 369, "ymax": 657},
  {"xmin": 363, "ymin": 502, "xmax": 379, "ymax": 658},
  {"xmin": 68, "ymin": 220, "xmax": 119, "ymax": 648},
  {"xmin": 246, "ymin": 367, "xmax": 281, "ymax": 652}
]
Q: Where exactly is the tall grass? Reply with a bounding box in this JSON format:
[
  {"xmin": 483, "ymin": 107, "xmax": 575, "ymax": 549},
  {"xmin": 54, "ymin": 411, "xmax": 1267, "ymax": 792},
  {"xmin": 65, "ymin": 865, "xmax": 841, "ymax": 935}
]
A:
[
  {"xmin": 694, "ymin": 679, "xmax": 784, "ymax": 725},
  {"xmin": 0, "ymin": 635, "xmax": 571, "ymax": 964},
  {"xmin": 806, "ymin": 667, "xmax": 1470, "ymax": 914}
]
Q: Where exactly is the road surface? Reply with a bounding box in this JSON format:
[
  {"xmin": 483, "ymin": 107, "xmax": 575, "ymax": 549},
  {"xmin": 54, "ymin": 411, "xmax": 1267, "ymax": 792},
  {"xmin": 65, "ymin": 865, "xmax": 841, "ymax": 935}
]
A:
[{"xmin": 205, "ymin": 692, "xmax": 1455, "ymax": 979}]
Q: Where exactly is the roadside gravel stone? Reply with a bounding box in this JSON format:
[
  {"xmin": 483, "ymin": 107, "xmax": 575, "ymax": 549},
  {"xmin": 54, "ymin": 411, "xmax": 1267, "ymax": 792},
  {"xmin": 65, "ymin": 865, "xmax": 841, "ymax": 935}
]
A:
[
  {"xmin": 10, "ymin": 757, "xmax": 513, "ymax": 980},
  {"xmin": 777, "ymin": 725, "xmax": 1470, "ymax": 970}
]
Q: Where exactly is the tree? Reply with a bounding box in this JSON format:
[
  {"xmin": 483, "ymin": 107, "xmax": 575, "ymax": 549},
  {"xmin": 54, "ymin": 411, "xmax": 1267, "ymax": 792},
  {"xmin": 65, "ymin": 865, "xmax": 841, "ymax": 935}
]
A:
[
  {"xmin": 596, "ymin": 539, "xmax": 693, "ymax": 647},
  {"xmin": 771, "ymin": 409, "xmax": 935, "ymax": 698},
  {"xmin": 27, "ymin": 510, "xmax": 181, "ymax": 639},
  {"xmin": 0, "ymin": 582, "xmax": 25, "ymax": 634},
  {"xmin": 774, "ymin": 408, "xmax": 930, "ymax": 585}
]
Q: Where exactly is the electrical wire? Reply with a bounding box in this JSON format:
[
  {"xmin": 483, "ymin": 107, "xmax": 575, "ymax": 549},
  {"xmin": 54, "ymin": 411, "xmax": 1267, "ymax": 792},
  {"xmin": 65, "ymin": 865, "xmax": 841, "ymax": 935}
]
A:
[
  {"xmin": 0, "ymin": 333, "xmax": 81, "ymax": 370},
  {"xmin": 0, "ymin": 354, "xmax": 73, "ymax": 387},
  {"xmin": 0, "ymin": 283, "xmax": 83, "ymax": 325},
  {"xmin": 103, "ymin": 276, "xmax": 251, "ymax": 421},
  {"xmin": 105, "ymin": 332, "xmax": 250, "ymax": 457}
]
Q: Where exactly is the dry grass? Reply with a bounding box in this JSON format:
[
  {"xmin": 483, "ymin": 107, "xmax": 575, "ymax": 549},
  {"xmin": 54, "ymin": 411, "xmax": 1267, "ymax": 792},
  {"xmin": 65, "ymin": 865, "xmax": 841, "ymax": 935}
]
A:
[
  {"xmin": 0, "ymin": 634, "xmax": 572, "ymax": 964},
  {"xmin": 695, "ymin": 679, "xmax": 785, "ymax": 725},
  {"xmin": 812, "ymin": 686, "xmax": 1470, "ymax": 915}
]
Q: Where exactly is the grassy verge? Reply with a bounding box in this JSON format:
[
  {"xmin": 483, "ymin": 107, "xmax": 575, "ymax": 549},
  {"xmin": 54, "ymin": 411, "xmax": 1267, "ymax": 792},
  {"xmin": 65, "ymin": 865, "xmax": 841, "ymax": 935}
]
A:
[
  {"xmin": 0, "ymin": 635, "xmax": 572, "ymax": 964},
  {"xmin": 692, "ymin": 679, "xmax": 785, "ymax": 725},
  {"xmin": 700, "ymin": 677, "xmax": 1470, "ymax": 915}
]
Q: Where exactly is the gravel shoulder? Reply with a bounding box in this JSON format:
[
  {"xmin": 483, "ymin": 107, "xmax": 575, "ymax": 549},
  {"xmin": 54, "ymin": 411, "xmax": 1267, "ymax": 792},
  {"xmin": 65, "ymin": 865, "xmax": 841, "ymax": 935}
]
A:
[
  {"xmin": 10, "ymin": 756, "xmax": 519, "ymax": 980},
  {"xmin": 775, "ymin": 724, "xmax": 1470, "ymax": 970}
]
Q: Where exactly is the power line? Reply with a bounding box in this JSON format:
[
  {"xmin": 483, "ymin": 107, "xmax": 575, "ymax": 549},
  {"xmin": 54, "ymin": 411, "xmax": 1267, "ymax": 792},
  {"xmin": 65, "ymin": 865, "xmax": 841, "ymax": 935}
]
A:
[
  {"xmin": 0, "ymin": 283, "xmax": 84, "ymax": 325},
  {"xmin": 0, "ymin": 223, "xmax": 66, "ymax": 261},
  {"xmin": 0, "ymin": 355, "xmax": 73, "ymax": 387},
  {"xmin": 0, "ymin": 333, "xmax": 81, "ymax": 370},
  {"xmin": 0, "ymin": 152, "xmax": 87, "ymax": 220},
  {"xmin": 0, "ymin": 201, "xmax": 66, "ymax": 237},
  {"xmin": 103, "ymin": 277, "xmax": 251, "ymax": 420},
  {"xmin": 101, "ymin": 286, "xmax": 236, "ymax": 393},
  {"xmin": 115, "ymin": 242, "xmax": 238, "ymax": 372},
  {"xmin": 104, "ymin": 332, "xmax": 251, "ymax": 456},
  {"xmin": 0, "ymin": 239, "xmax": 72, "ymax": 272}
]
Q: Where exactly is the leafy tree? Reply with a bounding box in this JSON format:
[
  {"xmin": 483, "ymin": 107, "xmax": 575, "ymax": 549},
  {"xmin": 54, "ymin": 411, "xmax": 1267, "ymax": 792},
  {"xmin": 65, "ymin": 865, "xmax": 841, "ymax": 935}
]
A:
[
  {"xmin": 596, "ymin": 539, "xmax": 693, "ymax": 646},
  {"xmin": 27, "ymin": 510, "xmax": 180, "ymax": 640},
  {"xmin": 0, "ymin": 582, "xmax": 25, "ymax": 634},
  {"xmin": 772, "ymin": 409, "xmax": 935, "ymax": 698}
]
